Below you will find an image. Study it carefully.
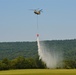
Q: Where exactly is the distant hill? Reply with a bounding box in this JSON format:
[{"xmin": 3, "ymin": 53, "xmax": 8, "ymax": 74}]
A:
[
  {"xmin": 0, "ymin": 42, "xmax": 38, "ymax": 60},
  {"xmin": 0, "ymin": 39, "xmax": 76, "ymax": 60}
]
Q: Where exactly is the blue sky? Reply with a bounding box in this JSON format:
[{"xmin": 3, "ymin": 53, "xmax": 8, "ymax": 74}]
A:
[{"xmin": 0, "ymin": 0, "xmax": 76, "ymax": 42}]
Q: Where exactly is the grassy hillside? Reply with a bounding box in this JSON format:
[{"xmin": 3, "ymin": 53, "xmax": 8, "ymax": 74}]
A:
[{"xmin": 0, "ymin": 39, "xmax": 76, "ymax": 60}]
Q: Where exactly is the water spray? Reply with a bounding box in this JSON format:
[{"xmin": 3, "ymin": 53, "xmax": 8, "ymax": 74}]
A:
[{"xmin": 32, "ymin": 9, "xmax": 63, "ymax": 68}]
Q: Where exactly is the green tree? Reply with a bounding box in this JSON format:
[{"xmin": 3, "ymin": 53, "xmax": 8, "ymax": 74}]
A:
[
  {"xmin": 14, "ymin": 56, "xmax": 26, "ymax": 69},
  {"xmin": 35, "ymin": 56, "xmax": 46, "ymax": 69},
  {"xmin": 2, "ymin": 58, "xmax": 10, "ymax": 70}
]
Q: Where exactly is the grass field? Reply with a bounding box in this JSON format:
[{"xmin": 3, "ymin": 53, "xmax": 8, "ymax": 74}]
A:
[{"xmin": 0, "ymin": 69, "xmax": 76, "ymax": 75}]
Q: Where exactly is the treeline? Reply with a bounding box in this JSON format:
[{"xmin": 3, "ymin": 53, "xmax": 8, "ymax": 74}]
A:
[
  {"xmin": 0, "ymin": 56, "xmax": 46, "ymax": 70},
  {"xmin": 0, "ymin": 56, "xmax": 76, "ymax": 70},
  {"xmin": 63, "ymin": 60, "xmax": 76, "ymax": 69}
]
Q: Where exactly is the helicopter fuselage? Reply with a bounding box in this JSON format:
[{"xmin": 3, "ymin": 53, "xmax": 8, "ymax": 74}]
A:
[{"xmin": 34, "ymin": 11, "xmax": 40, "ymax": 15}]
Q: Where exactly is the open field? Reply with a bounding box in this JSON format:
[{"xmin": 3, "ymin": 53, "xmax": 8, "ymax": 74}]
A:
[{"xmin": 0, "ymin": 69, "xmax": 76, "ymax": 75}]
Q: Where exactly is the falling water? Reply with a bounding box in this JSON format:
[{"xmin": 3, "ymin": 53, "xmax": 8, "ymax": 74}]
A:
[{"xmin": 37, "ymin": 37, "xmax": 63, "ymax": 68}]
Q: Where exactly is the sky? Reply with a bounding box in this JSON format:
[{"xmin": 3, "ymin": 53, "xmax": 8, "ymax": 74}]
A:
[{"xmin": 0, "ymin": 0, "xmax": 76, "ymax": 42}]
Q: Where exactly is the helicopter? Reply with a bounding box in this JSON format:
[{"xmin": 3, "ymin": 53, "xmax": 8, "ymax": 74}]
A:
[
  {"xmin": 30, "ymin": 8, "xmax": 43, "ymax": 37},
  {"xmin": 30, "ymin": 9, "xmax": 43, "ymax": 15}
]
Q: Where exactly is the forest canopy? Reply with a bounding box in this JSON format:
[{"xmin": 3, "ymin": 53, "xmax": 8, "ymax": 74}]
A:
[{"xmin": 0, "ymin": 39, "xmax": 76, "ymax": 69}]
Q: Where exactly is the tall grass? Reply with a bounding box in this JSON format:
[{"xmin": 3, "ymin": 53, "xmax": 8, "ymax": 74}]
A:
[{"xmin": 0, "ymin": 69, "xmax": 76, "ymax": 75}]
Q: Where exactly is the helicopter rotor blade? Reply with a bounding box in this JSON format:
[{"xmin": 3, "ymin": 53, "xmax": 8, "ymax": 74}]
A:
[
  {"xmin": 36, "ymin": 8, "xmax": 39, "ymax": 10},
  {"xmin": 29, "ymin": 9, "xmax": 35, "ymax": 11},
  {"xmin": 40, "ymin": 9, "xmax": 43, "ymax": 11},
  {"xmin": 40, "ymin": 9, "xmax": 43, "ymax": 12}
]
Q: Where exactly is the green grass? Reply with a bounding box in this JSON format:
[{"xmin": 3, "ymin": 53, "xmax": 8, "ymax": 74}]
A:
[{"xmin": 0, "ymin": 69, "xmax": 76, "ymax": 75}]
